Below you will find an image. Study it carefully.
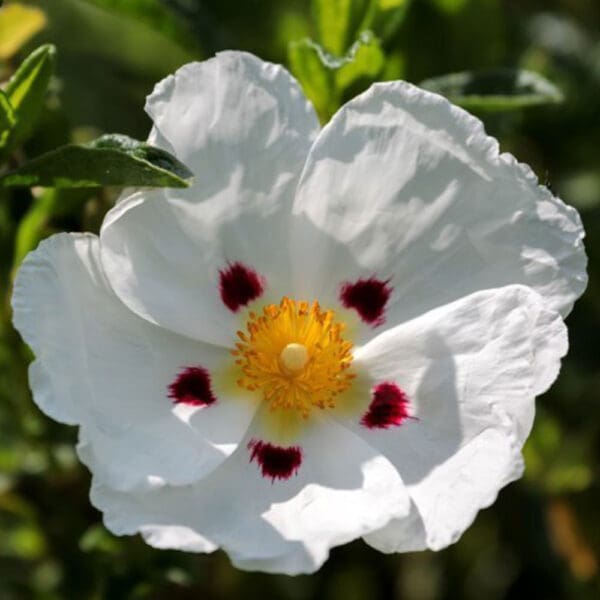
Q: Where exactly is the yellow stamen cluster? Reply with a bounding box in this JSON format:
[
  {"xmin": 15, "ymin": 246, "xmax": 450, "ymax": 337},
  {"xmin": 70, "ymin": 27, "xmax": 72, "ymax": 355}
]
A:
[{"xmin": 232, "ymin": 297, "xmax": 355, "ymax": 418}]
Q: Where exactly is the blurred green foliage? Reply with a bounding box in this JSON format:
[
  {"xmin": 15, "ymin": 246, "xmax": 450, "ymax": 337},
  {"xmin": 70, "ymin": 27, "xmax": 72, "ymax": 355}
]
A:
[
  {"xmin": 0, "ymin": 0, "xmax": 599, "ymax": 598},
  {"xmin": 2, "ymin": 43, "xmax": 55, "ymax": 152}
]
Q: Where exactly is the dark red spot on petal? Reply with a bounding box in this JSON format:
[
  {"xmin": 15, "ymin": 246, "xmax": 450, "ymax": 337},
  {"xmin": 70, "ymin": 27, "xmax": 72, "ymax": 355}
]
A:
[
  {"xmin": 168, "ymin": 366, "xmax": 217, "ymax": 406},
  {"xmin": 248, "ymin": 439, "xmax": 302, "ymax": 481},
  {"xmin": 219, "ymin": 262, "xmax": 265, "ymax": 312},
  {"xmin": 361, "ymin": 382, "xmax": 410, "ymax": 429},
  {"xmin": 340, "ymin": 277, "xmax": 392, "ymax": 326}
]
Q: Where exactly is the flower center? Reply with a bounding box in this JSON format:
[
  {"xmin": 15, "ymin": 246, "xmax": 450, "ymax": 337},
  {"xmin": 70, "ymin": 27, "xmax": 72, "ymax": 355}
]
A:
[
  {"xmin": 279, "ymin": 342, "xmax": 309, "ymax": 373},
  {"xmin": 233, "ymin": 297, "xmax": 355, "ymax": 417}
]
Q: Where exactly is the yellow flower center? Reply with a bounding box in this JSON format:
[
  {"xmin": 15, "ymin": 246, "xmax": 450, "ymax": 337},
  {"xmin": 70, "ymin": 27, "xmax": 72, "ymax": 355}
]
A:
[{"xmin": 232, "ymin": 297, "xmax": 355, "ymax": 417}]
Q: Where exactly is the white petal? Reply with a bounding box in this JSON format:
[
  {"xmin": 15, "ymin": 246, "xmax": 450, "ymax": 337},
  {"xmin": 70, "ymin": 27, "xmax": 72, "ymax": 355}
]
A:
[
  {"xmin": 343, "ymin": 285, "xmax": 567, "ymax": 552},
  {"xmin": 100, "ymin": 52, "xmax": 320, "ymax": 345},
  {"xmin": 364, "ymin": 501, "xmax": 427, "ymax": 553},
  {"xmin": 12, "ymin": 233, "xmax": 257, "ymax": 490},
  {"xmin": 291, "ymin": 80, "xmax": 586, "ymax": 340},
  {"xmin": 90, "ymin": 417, "xmax": 409, "ymax": 575}
]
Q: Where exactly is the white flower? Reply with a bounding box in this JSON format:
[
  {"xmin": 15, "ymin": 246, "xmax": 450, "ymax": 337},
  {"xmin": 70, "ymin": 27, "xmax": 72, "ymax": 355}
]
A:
[{"xmin": 12, "ymin": 51, "xmax": 586, "ymax": 574}]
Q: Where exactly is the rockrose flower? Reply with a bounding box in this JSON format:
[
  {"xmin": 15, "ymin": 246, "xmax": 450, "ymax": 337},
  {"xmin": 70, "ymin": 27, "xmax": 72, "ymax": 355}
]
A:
[{"xmin": 12, "ymin": 52, "xmax": 587, "ymax": 574}]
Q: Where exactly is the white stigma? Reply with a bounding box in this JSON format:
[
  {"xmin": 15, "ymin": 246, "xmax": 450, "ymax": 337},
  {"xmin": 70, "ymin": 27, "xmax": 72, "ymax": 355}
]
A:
[{"xmin": 280, "ymin": 343, "xmax": 309, "ymax": 374}]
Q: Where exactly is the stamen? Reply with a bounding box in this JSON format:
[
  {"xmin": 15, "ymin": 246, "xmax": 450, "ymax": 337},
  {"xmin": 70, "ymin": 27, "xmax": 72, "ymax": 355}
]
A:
[{"xmin": 232, "ymin": 297, "xmax": 354, "ymax": 418}]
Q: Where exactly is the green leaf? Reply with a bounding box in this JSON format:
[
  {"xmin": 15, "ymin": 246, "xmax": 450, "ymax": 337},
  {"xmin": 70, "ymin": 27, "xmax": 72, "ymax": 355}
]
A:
[
  {"xmin": 0, "ymin": 90, "xmax": 15, "ymax": 148},
  {"xmin": 311, "ymin": 0, "xmax": 408, "ymax": 56},
  {"xmin": 0, "ymin": 3, "xmax": 47, "ymax": 60},
  {"xmin": 288, "ymin": 39, "xmax": 337, "ymax": 124},
  {"xmin": 0, "ymin": 134, "xmax": 194, "ymax": 189},
  {"xmin": 289, "ymin": 32, "xmax": 386, "ymax": 123},
  {"xmin": 361, "ymin": 0, "xmax": 411, "ymax": 41},
  {"xmin": 420, "ymin": 68, "xmax": 564, "ymax": 112},
  {"xmin": 4, "ymin": 44, "xmax": 56, "ymax": 150},
  {"xmin": 335, "ymin": 32, "xmax": 385, "ymax": 92},
  {"xmin": 312, "ymin": 0, "xmax": 364, "ymax": 56}
]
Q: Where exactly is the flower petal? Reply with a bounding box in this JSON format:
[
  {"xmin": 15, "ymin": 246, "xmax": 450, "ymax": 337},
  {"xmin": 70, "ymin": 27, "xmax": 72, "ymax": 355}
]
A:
[
  {"xmin": 340, "ymin": 285, "xmax": 567, "ymax": 552},
  {"xmin": 12, "ymin": 233, "xmax": 257, "ymax": 490},
  {"xmin": 90, "ymin": 417, "xmax": 409, "ymax": 575},
  {"xmin": 291, "ymin": 80, "xmax": 586, "ymax": 341},
  {"xmin": 364, "ymin": 501, "xmax": 427, "ymax": 553},
  {"xmin": 100, "ymin": 52, "xmax": 320, "ymax": 345}
]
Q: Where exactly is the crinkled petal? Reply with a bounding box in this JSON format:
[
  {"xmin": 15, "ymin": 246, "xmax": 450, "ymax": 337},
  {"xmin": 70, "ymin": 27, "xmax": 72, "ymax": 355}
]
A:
[
  {"xmin": 101, "ymin": 51, "xmax": 320, "ymax": 345},
  {"xmin": 339, "ymin": 285, "xmax": 567, "ymax": 552},
  {"xmin": 291, "ymin": 80, "xmax": 586, "ymax": 341},
  {"xmin": 90, "ymin": 416, "xmax": 409, "ymax": 575},
  {"xmin": 12, "ymin": 233, "xmax": 257, "ymax": 490},
  {"xmin": 365, "ymin": 420, "xmax": 523, "ymax": 553}
]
